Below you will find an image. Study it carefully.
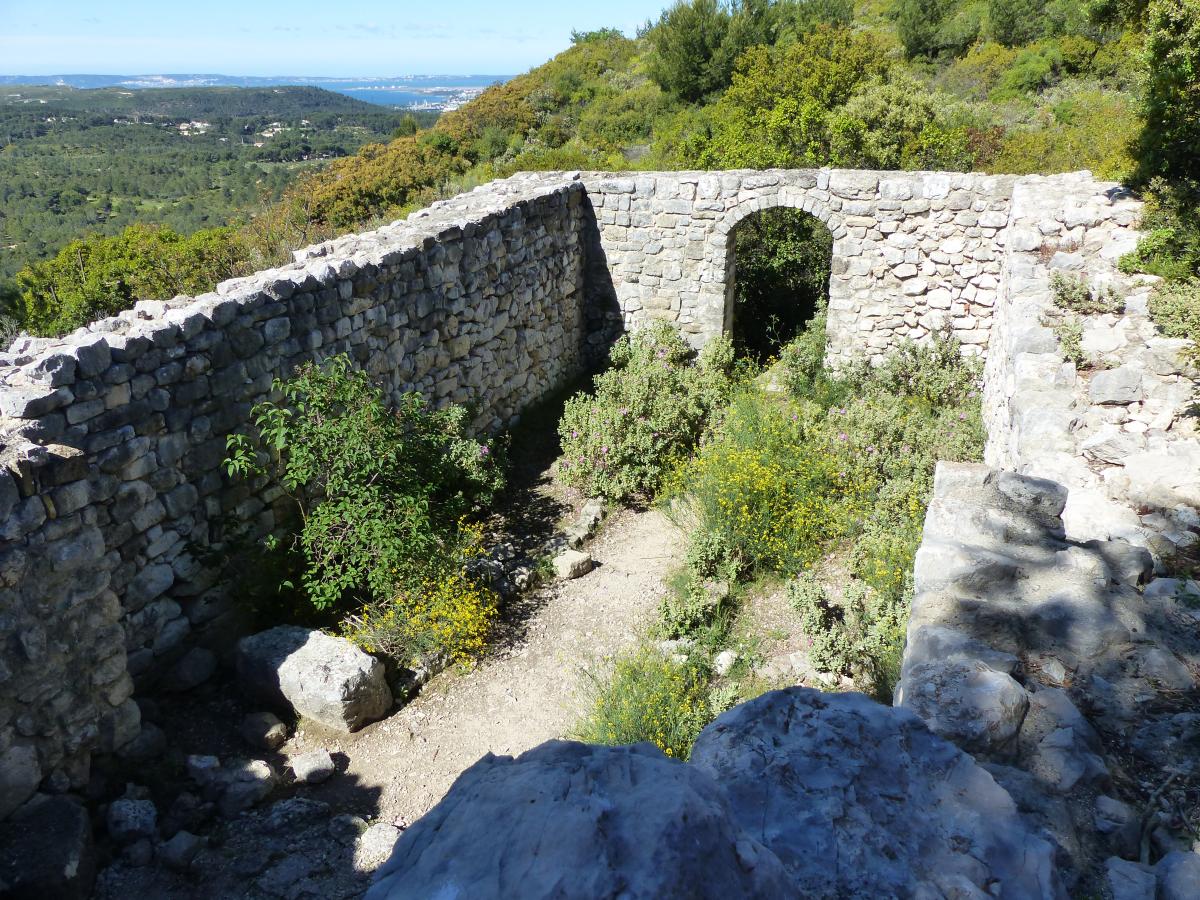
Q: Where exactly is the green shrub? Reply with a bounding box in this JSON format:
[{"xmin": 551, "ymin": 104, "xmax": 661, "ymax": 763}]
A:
[
  {"xmin": 829, "ymin": 74, "xmax": 974, "ymax": 171},
  {"xmin": 1149, "ymin": 278, "xmax": 1200, "ymax": 359},
  {"xmin": 788, "ymin": 573, "xmax": 907, "ymax": 700},
  {"xmin": 556, "ymin": 323, "xmax": 739, "ymax": 502},
  {"xmin": 1139, "ymin": 0, "xmax": 1200, "ymax": 183},
  {"xmin": 1050, "ymin": 272, "xmax": 1124, "ymax": 315},
  {"xmin": 225, "ymin": 356, "xmax": 503, "ymax": 665},
  {"xmin": 17, "ymin": 223, "xmax": 247, "ymax": 337},
  {"xmin": 671, "ymin": 391, "xmax": 868, "ymax": 578},
  {"xmin": 575, "ymin": 648, "xmax": 712, "ymax": 759},
  {"xmin": 1119, "ymin": 179, "xmax": 1200, "ymax": 280}
]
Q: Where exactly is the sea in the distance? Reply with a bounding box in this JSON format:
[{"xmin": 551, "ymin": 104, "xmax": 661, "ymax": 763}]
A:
[{"xmin": 0, "ymin": 74, "xmax": 512, "ymax": 111}]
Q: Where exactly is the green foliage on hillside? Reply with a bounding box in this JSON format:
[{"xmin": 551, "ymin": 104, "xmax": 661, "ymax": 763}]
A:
[
  {"xmin": 17, "ymin": 224, "xmax": 247, "ymax": 336},
  {"xmin": 6, "ymin": 0, "xmax": 1196, "ymax": 337},
  {"xmin": 0, "ymin": 85, "xmax": 420, "ymax": 318}
]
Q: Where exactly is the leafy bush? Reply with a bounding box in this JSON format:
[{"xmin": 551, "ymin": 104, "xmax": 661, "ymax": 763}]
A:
[
  {"xmin": 1139, "ymin": 0, "xmax": 1200, "ymax": 183},
  {"xmin": 671, "ymin": 391, "xmax": 868, "ymax": 578},
  {"xmin": 644, "ymin": 0, "xmax": 738, "ymax": 102},
  {"xmin": 830, "ymin": 74, "xmax": 974, "ymax": 171},
  {"xmin": 1050, "ymin": 272, "xmax": 1124, "ymax": 315},
  {"xmin": 696, "ymin": 28, "xmax": 889, "ymax": 169},
  {"xmin": 17, "ymin": 224, "xmax": 246, "ymax": 337},
  {"xmin": 575, "ymin": 648, "xmax": 712, "ymax": 759},
  {"xmin": 1119, "ymin": 179, "xmax": 1200, "ymax": 280},
  {"xmin": 556, "ymin": 323, "xmax": 739, "ymax": 502},
  {"xmin": 1149, "ymin": 278, "xmax": 1200, "ymax": 360},
  {"xmin": 225, "ymin": 356, "xmax": 503, "ymax": 665},
  {"xmin": 788, "ymin": 573, "xmax": 907, "ymax": 699}
]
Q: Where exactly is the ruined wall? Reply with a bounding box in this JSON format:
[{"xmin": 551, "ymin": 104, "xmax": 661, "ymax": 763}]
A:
[
  {"xmin": 3, "ymin": 165, "xmax": 1190, "ymax": 830},
  {"xmin": 900, "ymin": 173, "xmax": 1199, "ymax": 891},
  {"xmin": 579, "ymin": 168, "xmax": 1016, "ymax": 364},
  {"xmin": 0, "ymin": 175, "xmax": 587, "ymax": 813}
]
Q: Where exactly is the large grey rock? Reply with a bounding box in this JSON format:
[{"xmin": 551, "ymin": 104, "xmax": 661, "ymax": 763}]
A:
[
  {"xmin": 240, "ymin": 711, "xmax": 289, "ymax": 750},
  {"xmin": 1105, "ymin": 857, "xmax": 1156, "ymax": 900},
  {"xmin": 1156, "ymin": 851, "xmax": 1200, "ymax": 900},
  {"xmin": 899, "ymin": 659, "xmax": 1030, "ymax": 753},
  {"xmin": 106, "ymin": 797, "xmax": 157, "ymax": 844},
  {"xmin": 690, "ymin": 689, "xmax": 1065, "ymax": 899},
  {"xmin": 1089, "ymin": 366, "xmax": 1143, "ymax": 404},
  {"xmin": 367, "ymin": 740, "xmax": 792, "ymax": 899},
  {"xmin": 236, "ymin": 626, "xmax": 392, "ymax": 732},
  {"xmin": 0, "ymin": 744, "xmax": 41, "ymax": 820},
  {"xmin": 0, "ymin": 795, "xmax": 95, "ymax": 899}
]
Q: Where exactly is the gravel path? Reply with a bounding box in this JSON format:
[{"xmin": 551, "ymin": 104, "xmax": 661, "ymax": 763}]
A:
[{"xmin": 288, "ymin": 506, "xmax": 685, "ymax": 827}]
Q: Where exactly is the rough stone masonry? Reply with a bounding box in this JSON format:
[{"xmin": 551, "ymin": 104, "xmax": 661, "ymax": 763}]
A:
[{"xmin": 0, "ymin": 166, "xmax": 1194, "ymax": 872}]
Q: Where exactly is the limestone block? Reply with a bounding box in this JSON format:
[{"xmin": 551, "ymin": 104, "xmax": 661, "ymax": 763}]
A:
[
  {"xmin": 367, "ymin": 741, "xmax": 791, "ymax": 899},
  {"xmin": 236, "ymin": 626, "xmax": 392, "ymax": 732},
  {"xmin": 692, "ymin": 689, "xmax": 1064, "ymax": 899}
]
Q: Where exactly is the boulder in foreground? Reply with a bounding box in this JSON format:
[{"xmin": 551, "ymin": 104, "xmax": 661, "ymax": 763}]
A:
[{"xmin": 236, "ymin": 626, "xmax": 392, "ymax": 732}]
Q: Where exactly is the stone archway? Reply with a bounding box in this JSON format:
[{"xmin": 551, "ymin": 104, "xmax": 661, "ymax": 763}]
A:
[{"xmin": 719, "ymin": 205, "xmax": 835, "ymax": 361}]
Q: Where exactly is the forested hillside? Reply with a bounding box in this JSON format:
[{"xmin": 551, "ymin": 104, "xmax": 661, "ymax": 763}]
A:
[
  {"xmin": 7, "ymin": 0, "xmax": 1198, "ymax": 341},
  {"xmin": 0, "ymin": 86, "xmax": 431, "ymax": 319}
]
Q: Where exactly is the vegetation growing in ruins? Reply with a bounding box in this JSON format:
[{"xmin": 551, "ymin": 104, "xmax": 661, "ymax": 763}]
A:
[
  {"xmin": 224, "ymin": 356, "xmax": 503, "ymax": 667},
  {"xmin": 556, "ymin": 323, "xmax": 743, "ymax": 503},
  {"xmin": 576, "ymin": 319, "xmax": 985, "ymax": 749}
]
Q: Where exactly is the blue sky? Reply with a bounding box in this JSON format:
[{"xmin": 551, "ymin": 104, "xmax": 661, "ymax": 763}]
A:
[{"xmin": 0, "ymin": 0, "xmax": 660, "ymax": 76}]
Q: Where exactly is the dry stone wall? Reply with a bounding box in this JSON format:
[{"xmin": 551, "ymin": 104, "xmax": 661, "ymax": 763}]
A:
[
  {"xmin": 579, "ymin": 168, "xmax": 1016, "ymax": 364},
  {"xmin": 0, "ymin": 174, "xmax": 587, "ymax": 814}
]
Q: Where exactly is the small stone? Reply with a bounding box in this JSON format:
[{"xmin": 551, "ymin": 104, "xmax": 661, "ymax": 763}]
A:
[
  {"xmin": 356, "ymin": 822, "xmax": 402, "ymax": 871},
  {"xmin": 713, "ymin": 650, "xmax": 738, "ymax": 677},
  {"xmin": 186, "ymin": 754, "xmax": 222, "ymax": 787},
  {"xmin": 0, "ymin": 744, "xmax": 41, "ymax": 819},
  {"xmin": 219, "ymin": 759, "xmax": 276, "ymax": 817},
  {"xmin": 1089, "ymin": 367, "xmax": 1144, "ymax": 405},
  {"xmin": 552, "ymin": 549, "xmax": 593, "ymax": 579},
  {"xmin": 162, "ymin": 647, "xmax": 217, "ymax": 692},
  {"xmin": 240, "ymin": 712, "xmax": 289, "ymax": 751},
  {"xmin": 291, "ymin": 749, "xmax": 336, "ymax": 784},
  {"xmin": 158, "ymin": 830, "xmax": 202, "ymax": 871},
  {"xmin": 1139, "ymin": 648, "xmax": 1197, "ymax": 692},
  {"xmin": 1105, "ymin": 856, "xmax": 1156, "ymax": 900},
  {"xmin": 107, "ymin": 797, "xmax": 157, "ymax": 844}
]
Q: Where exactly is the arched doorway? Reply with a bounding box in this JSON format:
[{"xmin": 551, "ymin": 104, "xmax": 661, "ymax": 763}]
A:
[{"xmin": 726, "ymin": 207, "xmax": 834, "ymax": 363}]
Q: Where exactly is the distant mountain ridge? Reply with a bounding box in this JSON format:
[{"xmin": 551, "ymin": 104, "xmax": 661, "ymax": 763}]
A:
[{"xmin": 0, "ymin": 74, "xmax": 508, "ymax": 90}]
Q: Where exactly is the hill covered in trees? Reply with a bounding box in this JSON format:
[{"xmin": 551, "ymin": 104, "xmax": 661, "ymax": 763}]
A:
[
  {"xmin": 6, "ymin": 0, "xmax": 1198, "ymax": 339},
  {"xmin": 0, "ymin": 85, "xmax": 434, "ymax": 321}
]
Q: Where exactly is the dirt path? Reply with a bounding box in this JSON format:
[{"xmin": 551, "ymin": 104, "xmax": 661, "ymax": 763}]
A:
[{"xmin": 289, "ymin": 506, "xmax": 685, "ymax": 826}]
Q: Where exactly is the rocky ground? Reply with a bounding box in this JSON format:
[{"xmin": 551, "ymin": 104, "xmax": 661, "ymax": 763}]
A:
[{"xmin": 89, "ymin": 505, "xmax": 684, "ymax": 898}]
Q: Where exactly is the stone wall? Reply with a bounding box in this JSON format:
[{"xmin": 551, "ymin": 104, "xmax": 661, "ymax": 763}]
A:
[
  {"xmin": 0, "ymin": 174, "xmax": 587, "ymax": 814},
  {"xmin": 901, "ymin": 173, "xmax": 1199, "ymax": 891},
  {"xmin": 579, "ymin": 168, "xmax": 1016, "ymax": 364},
  {"xmin": 982, "ymin": 171, "xmax": 1199, "ymax": 555}
]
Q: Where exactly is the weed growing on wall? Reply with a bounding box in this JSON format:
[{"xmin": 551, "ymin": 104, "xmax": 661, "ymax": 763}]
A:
[
  {"xmin": 225, "ymin": 355, "xmax": 503, "ymax": 667},
  {"xmin": 556, "ymin": 322, "xmax": 742, "ymax": 503}
]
